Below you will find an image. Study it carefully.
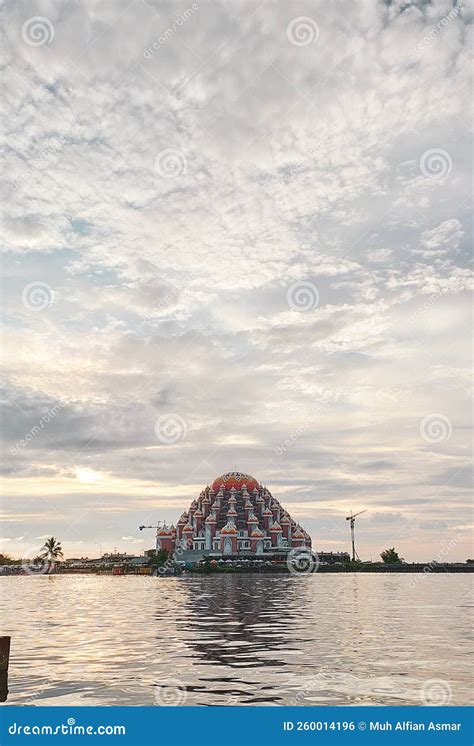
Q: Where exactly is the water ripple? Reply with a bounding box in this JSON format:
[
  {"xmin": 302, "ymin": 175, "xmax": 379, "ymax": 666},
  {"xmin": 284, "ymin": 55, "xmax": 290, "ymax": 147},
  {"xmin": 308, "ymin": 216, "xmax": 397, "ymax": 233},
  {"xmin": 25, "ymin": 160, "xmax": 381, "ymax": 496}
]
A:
[{"xmin": 0, "ymin": 574, "xmax": 472, "ymax": 706}]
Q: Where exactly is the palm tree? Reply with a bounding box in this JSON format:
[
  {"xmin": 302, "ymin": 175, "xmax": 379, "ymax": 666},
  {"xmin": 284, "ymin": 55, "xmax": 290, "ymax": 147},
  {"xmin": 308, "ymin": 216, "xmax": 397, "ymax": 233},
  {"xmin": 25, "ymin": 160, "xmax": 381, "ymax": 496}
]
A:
[{"xmin": 40, "ymin": 537, "xmax": 64, "ymax": 571}]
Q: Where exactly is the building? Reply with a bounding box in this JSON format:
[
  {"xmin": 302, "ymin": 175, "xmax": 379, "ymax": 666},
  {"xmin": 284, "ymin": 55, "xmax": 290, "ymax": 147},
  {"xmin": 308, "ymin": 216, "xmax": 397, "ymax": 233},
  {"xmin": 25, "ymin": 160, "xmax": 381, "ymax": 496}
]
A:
[
  {"xmin": 61, "ymin": 553, "xmax": 149, "ymax": 571},
  {"xmin": 155, "ymin": 471, "xmax": 312, "ymax": 563},
  {"xmin": 318, "ymin": 551, "xmax": 350, "ymax": 565}
]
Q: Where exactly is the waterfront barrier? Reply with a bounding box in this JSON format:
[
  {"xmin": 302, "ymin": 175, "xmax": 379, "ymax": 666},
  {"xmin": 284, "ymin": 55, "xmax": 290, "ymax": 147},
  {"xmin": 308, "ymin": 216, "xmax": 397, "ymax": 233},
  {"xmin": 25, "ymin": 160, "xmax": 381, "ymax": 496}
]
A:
[
  {"xmin": 185, "ymin": 562, "xmax": 474, "ymax": 574},
  {"xmin": 0, "ymin": 563, "xmax": 472, "ymax": 576},
  {"xmin": 0, "ymin": 636, "xmax": 10, "ymax": 702}
]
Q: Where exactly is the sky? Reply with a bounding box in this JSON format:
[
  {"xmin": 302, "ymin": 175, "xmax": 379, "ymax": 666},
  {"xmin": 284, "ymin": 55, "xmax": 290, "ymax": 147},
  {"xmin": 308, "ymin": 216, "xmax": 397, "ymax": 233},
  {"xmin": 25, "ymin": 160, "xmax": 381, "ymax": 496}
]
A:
[{"xmin": 1, "ymin": 0, "xmax": 472, "ymax": 563}]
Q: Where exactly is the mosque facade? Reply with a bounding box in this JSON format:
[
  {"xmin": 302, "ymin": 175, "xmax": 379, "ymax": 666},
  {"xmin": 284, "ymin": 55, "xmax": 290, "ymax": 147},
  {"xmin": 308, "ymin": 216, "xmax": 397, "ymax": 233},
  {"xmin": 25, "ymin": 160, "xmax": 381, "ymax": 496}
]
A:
[{"xmin": 155, "ymin": 471, "xmax": 312, "ymax": 560}]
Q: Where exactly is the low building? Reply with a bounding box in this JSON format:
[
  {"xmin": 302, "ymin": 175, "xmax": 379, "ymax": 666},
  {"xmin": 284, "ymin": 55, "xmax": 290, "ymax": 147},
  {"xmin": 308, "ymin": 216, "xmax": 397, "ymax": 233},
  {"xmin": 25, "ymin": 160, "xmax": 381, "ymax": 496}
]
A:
[{"xmin": 318, "ymin": 551, "xmax": 351, "ymax": 565}]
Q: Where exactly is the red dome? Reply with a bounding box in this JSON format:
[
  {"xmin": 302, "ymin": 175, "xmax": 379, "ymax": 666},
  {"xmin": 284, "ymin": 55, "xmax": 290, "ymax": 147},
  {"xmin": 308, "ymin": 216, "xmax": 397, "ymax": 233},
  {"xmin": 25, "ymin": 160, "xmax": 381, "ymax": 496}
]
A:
[{"xmin": 211, "ymin": 471, "xmax": 259, "ymax": 492}]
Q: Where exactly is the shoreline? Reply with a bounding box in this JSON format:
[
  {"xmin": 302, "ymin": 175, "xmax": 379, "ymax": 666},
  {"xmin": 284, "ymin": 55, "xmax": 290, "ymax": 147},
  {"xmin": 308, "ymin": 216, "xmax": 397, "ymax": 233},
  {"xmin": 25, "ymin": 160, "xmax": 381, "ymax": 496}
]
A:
[{"xmin": 1, "ymin": 563, "xmax": 473, "ymax": 577}]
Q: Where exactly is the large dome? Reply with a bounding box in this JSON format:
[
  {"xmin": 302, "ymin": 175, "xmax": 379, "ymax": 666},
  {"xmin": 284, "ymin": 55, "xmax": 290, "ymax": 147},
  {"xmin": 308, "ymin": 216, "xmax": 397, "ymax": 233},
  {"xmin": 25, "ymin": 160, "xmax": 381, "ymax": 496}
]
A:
[{"xmin": 211, "ymin": 471, "xmax": 260, "ymax": 492}]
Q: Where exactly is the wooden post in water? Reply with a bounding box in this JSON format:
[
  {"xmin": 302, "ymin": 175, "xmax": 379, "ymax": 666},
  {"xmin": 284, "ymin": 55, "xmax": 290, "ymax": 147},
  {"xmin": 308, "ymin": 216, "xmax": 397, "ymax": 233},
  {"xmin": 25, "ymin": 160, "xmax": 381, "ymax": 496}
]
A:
[{"xmin": 0, "ymin": 636, "xmax": 10, "ymax": 702}]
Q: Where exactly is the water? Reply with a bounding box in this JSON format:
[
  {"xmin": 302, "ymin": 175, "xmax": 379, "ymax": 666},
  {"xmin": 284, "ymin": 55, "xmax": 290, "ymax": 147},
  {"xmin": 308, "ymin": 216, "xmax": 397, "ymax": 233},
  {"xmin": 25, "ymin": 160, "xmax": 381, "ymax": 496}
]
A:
[{"xmin": 1, "ymin": 574, "xmax": 472, "ymax": 706}]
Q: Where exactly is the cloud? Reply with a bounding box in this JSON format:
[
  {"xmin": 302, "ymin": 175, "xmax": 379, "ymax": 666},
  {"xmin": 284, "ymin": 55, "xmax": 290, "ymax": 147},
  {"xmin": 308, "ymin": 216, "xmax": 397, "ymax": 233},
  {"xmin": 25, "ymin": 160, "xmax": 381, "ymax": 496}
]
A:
[{"xmin": 0, "ymin": 0, "xmax": 471, "ymax": 562}]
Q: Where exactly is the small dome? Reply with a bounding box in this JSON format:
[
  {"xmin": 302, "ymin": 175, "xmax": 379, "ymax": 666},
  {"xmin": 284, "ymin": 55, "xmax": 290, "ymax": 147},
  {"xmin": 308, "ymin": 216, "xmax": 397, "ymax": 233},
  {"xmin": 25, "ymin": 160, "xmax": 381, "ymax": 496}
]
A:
[
  {"xmin": 270, "ymin": 522, "xmax": 282, "ymax": 531},
  {"xmin": 157, "ymin": 527, "xmax": 173, "ymax": 536},
  {"xmin": 221, "ymin": 521, "xmax": 238, "ymax": 535}
]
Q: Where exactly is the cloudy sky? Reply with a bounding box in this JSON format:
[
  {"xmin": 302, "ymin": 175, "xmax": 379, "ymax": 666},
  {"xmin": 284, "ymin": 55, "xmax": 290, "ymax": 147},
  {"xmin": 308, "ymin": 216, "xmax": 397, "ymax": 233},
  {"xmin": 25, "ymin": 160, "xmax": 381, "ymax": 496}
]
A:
[{"xmin": 1, "ymin": 0, "xmax": 472, "ymax": 562}]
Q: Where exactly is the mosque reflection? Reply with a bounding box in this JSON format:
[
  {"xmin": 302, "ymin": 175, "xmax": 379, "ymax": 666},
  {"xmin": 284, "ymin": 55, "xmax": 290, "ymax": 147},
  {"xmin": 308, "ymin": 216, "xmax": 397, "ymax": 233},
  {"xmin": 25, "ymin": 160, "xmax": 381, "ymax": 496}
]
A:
[{"xmin": 153, "ymin": 575, "xmax": 312, "ymax": 704}]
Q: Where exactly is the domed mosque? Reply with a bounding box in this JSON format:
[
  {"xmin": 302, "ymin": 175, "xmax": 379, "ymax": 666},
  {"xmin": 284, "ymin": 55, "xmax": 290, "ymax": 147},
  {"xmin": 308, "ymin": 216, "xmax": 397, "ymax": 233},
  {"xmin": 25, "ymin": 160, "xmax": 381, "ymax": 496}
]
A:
[{"xmin": 155, "ymin": 471, "xmax": 312, "ymax": 563}]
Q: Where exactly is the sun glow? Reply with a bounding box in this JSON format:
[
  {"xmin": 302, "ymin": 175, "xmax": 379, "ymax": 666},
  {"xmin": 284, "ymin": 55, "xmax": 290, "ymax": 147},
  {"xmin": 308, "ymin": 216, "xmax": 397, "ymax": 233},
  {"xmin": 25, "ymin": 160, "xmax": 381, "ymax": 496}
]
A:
[{"xmin": 75, "ymin": 468, "xmax": 104, "ymax": 483}]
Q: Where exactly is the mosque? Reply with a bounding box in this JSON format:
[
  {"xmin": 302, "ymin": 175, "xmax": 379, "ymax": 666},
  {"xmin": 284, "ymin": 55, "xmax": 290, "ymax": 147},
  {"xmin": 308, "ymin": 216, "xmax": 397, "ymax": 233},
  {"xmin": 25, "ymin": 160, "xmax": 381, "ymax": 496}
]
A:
[{"xmin": 155, "ymin": 471, "xmax": 312, "ymax": 563}]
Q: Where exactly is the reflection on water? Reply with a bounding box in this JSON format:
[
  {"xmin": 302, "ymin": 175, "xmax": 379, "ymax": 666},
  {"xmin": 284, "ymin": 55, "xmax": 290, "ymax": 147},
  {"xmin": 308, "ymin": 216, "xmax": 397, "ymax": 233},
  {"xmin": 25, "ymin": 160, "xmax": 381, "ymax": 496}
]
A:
[{"xmin": 0, "ymin": 574, "xmax": 472, "ymax": 706}]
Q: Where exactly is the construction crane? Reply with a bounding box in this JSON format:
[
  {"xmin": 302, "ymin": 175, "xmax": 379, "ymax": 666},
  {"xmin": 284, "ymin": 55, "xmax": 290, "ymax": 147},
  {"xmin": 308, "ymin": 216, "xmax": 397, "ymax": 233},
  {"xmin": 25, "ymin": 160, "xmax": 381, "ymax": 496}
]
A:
[
  {"xmin": 138, "ymin": 521, "xmax": 165, "ymax": 532},
  {"xmin": 345, "ymin": 510, "xmax": 367, "ymax": 562}
]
